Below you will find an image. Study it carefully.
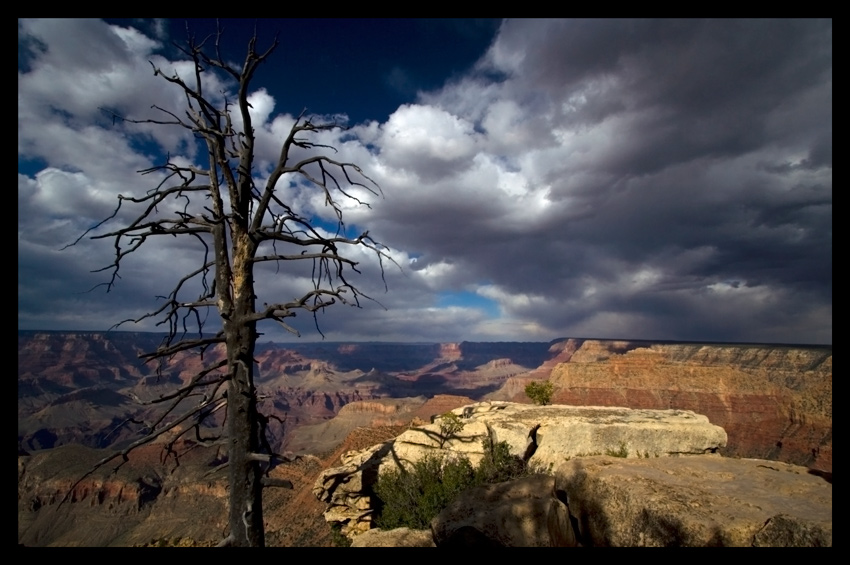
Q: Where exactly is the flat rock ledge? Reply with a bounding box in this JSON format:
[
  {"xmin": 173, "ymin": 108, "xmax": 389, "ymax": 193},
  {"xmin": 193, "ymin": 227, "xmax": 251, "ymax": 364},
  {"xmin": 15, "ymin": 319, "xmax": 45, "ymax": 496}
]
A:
[
  {"xmin": 314, "ymin": 402, "xmax": 727, "ymax": 537},
  {"xmin": 555, "ymin": 455, "xmax": 832, "ymax": 546}
]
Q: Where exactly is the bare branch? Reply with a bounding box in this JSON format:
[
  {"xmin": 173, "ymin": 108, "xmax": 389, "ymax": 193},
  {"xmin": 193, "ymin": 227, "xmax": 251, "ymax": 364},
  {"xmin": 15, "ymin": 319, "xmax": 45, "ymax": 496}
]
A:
[
  {"xmin": 141, "ymin": 359, "xmax": 229, "ymax": 405},
  {"xmin": 59, "ymin": 392, "xmax": 227, "ymax": 507},
  {"xmin": 138, "ymin": 334, "xmax": 225, "ymax": 360}
]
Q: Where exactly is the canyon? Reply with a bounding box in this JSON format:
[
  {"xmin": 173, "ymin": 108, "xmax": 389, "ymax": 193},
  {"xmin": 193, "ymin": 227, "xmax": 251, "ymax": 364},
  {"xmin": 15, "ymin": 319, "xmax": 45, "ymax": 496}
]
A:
[
  {"xmin": 488, "ymin": 339, "xmax": 832, "ymax": 471},
  {"xmin": 17, "ymin": 330, "xmax": 831, "ymax": 546}
]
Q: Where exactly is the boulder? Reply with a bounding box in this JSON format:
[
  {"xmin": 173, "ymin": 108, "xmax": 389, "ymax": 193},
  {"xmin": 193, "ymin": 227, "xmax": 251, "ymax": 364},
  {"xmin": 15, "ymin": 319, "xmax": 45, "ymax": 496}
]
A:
[
  {"xmin": 312, "ymin": 442, "xmax": 391, "ymax": 536},
  {"xmin": 350, "ymin": 527, "xmax": 435, "ymax": 547},
  {"xmin": 554, "ymin": 455, "xmax": 832, "ymax": 546},
  {"xmin": 431, "ymin": 474, "xmax": 575, "ymax": 547}
]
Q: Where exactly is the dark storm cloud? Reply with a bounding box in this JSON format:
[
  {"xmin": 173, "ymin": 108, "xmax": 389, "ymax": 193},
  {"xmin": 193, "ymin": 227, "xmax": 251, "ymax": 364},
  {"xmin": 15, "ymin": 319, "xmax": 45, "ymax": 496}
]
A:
[
  {"xmin": 18, "ymin": 19, "xmax": 831, "ymax": 344},
  {"xmin": 485, "ymin": 19, "xmax": 831, "ymax": 174},
  {"xmin": 382, "ymin": 19, "xmax": 831, "ymax": 343}
]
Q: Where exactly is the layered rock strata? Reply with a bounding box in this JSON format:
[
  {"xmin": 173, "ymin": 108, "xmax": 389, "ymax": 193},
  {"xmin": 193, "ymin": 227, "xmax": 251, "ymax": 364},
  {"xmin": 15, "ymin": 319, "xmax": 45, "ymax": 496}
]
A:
[
  {"xmin": 499, "ymin": 340, "xmax": 831, "ymax": 472},
  {"xmin": 17, "ymin": 443, "xmax": 229, "ymax": 547}
]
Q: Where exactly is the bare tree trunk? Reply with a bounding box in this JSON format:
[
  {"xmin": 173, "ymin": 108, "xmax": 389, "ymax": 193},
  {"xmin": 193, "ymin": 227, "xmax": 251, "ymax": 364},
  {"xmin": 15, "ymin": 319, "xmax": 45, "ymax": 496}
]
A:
[
  {"xmin": 225, "ymin": 332, "xmax": 264, "ymax": 547},
  {"xmin": 64, "ymin": 26, "xmax": 398, "ymax": 547},
  {"xmin": 224, "ymin": 222, "xmax": 264, "ymax": 546}
]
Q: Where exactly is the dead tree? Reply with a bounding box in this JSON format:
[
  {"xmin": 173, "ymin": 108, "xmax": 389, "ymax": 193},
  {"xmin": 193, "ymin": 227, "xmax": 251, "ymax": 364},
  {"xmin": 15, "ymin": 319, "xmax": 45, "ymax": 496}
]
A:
[{"xmin": 64, "ymin": 26, "xmax": 395, "ymax": 547}]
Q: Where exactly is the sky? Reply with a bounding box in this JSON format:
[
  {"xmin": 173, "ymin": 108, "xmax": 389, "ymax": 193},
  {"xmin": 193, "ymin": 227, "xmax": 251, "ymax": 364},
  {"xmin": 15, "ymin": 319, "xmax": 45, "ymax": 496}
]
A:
[{"xmin": 18, "ymin": 19, "xmax": 832, "ymax": 345}]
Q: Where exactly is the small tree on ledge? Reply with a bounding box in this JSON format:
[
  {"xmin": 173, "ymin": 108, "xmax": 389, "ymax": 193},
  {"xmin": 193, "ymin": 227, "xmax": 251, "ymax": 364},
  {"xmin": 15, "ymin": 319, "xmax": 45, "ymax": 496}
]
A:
[{"xmin": 525, "ymin": 381, "xmax": 554, "ymax": 405}]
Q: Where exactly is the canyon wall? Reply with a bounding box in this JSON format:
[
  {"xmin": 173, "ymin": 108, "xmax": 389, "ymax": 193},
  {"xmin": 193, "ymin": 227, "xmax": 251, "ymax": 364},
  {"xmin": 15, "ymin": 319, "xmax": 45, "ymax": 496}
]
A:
[
  {"xmin": 19, "ymin": 332, "xmax": 831, "ymax": 471},
  {"xmin": 18, "ymin": 332, "xmax": 831, "ymax": 546},
  {"xmin": 17, "ymin": 442, "xmax": 229, "ymax": 547},
  {"xmin": 501, "ymin": 339, "xmax": 831, "ymax": 472}
]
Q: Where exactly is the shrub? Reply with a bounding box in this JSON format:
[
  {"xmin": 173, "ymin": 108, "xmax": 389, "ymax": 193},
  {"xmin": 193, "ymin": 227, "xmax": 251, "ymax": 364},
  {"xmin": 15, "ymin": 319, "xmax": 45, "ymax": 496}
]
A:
[
  {"xmin": 373, "ymin": 453, "xmax": 475, "ymax": 530},
  {"xmin": 525, "ymin": 380, "xmax": 554, "ymax": 405},
  {"xmin": 330, "ymin": 523, "xmax": 351, "ymax": 547},
  {"xmin": 476, "ymin": 436, "xmax": 526, "ymax": 483},
  {"xmin": 373, "ymin": 437, "xmax": 549, "ymax": 530}
]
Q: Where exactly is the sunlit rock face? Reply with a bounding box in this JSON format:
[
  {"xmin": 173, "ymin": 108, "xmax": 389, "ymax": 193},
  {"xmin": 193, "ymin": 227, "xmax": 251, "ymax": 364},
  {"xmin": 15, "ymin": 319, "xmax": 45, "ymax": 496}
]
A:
[
  {"xmin": 313, "ymin": 402, "xmax": 728, "ymax": 538},
  {"xmin": 555, "ymin": 455, "xmax": 832, "ymax": 547}
]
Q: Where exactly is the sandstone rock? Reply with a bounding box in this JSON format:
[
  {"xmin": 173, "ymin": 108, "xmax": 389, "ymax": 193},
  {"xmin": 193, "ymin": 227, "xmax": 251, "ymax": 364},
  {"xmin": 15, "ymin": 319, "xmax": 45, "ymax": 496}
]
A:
[
  {"xmin": 431, "ymin": 475, "xmax": 574, "ymax": 547},
  {"xmin": 350, "ymin": 527, "xmax": 435, "ymax": 547},
  {"xmin": 314, "ymin": 402, "xmax": 727, "ymax": 536},
  {"xmin": 554, "ymin": 455, "xmax": 832, "ymax": 546},
  {"xmin": 312, "ymin": 442, "xmax": 392, "ymax": 535},
  {"xmin": 384, "ymin": 402, "xmax": 727, "ymax": 472}
]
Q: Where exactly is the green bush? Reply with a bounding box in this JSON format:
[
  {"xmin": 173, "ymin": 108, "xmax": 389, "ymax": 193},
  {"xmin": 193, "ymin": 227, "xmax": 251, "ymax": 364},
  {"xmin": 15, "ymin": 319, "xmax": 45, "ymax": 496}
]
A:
[
  {"xmin": 373, "ymin": 453, "xmax": 475, "ymax": 530},
  {"xmin": 373, "ymin": 438, "xmax": 548, "ymax": 530},
  {"xmin": 476, "ymin": 436, "xmax": 526, "ymax": 483},
  {"xmin": 330, "ymin": 523, "xmax": 351, "ymax": 547},
  {"xmin": 525, "ymin": 380, "xmax": 554, "ymax": 405}
]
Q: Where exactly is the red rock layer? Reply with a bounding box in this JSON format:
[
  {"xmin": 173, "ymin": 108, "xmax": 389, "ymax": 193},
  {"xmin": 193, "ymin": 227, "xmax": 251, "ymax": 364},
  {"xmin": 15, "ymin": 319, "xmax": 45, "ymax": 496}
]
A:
[{"xmin": 534, "ymin": 341, "xmax": 831, "ymax": 472}]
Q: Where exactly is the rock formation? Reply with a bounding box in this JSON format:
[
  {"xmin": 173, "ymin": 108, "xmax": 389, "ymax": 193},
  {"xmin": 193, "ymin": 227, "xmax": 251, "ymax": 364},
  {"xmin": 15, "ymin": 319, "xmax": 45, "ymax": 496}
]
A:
[
  {"xmin": 352, "ymin": 455, "xmax": 832, "ymax": 547},
  {"xmin": 285, "ymin": 395, "xmax": 475, "ymax": 455},
  {"xmin": 18, "ymin": 331, "xmax": 832, "ymax": 546},
  {"xmin": 431, "ymin": 474, "xmax": 571, "ymax": 547},
  {"xmin": 18, "ymin": 425, "xmax": 410, "ymax": 547},
  {"xmin": 20, "ymin": 332, "xmax": 830, "ymax": 472},
  {"xmin": 350, "ymin": 527, "xmax": 436, "ymax": 547},
  {"xmin": 17, "ymin": 442, "xmax": 229, "ymax": 547},
  {"xmin": 554, "ymin": 455, "xmax": 832, "ymax": 546},
  {"xmin": 18, "ymin": 332, "xmax": 548, "ymax": 454},
  {"xmin": 495, "ymin": 339, "xmax": 832, "ymax": 472},
  {"xmin": 313, "ymin": 402, "xmax": 727, "ymax": 537}
]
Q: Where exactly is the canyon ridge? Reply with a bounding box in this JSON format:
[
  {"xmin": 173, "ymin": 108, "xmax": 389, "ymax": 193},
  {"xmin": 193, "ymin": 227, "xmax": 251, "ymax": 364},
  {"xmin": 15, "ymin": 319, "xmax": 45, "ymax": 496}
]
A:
[{"xmin": 18, "ymin": 331, "xmax": 831, "ymax": 546}]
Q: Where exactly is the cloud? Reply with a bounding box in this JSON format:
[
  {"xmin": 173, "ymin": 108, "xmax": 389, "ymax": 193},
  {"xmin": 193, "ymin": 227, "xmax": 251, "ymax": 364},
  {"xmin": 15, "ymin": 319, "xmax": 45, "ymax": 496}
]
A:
[
  {"xmin": 366, "ymin": 19, "xmax": 831, "ymax": 343},
  {"xmin": 18, "ymin": 19, "xmax": 832, "ymax": 345},
  {"xmin": 376, "ymin": 104, "xmax": 480, "ymax": 181}
]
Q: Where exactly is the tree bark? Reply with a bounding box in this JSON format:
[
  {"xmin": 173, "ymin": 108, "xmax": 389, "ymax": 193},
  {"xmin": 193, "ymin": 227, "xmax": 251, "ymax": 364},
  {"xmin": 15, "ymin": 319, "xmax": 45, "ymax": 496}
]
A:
[
  {"xmin": 225, "ymin": 220, "xmax": 264, "ymax": 546},
  {"xmin": 225, "ymin": 333, "xmax": 264, "ymax": 547}
]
